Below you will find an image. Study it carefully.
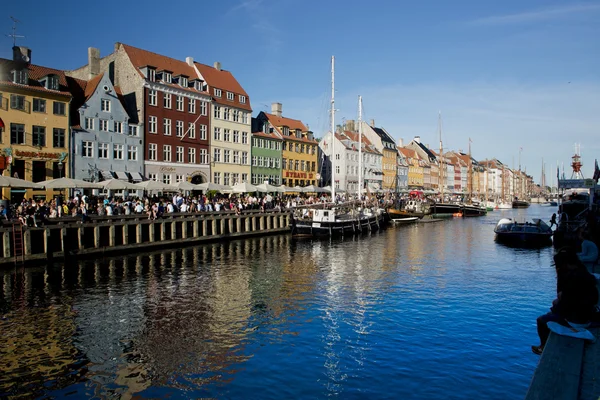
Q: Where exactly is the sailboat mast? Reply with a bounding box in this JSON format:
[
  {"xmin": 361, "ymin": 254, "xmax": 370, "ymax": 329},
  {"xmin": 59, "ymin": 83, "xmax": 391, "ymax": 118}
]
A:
[
  {"xmin": 468, "ymin": 138, "xmax": 472, "ymax": 203},
  {"xmin": 358, "ymin": 95, "xmax": 363, "ymax": 200},
  {"xmin": 330, "ymin": 56, "xmax": 336, "ymax": 202},
  {"xmin": 438, "ymin": 111, "xmax": 443, "ymax": 198}
]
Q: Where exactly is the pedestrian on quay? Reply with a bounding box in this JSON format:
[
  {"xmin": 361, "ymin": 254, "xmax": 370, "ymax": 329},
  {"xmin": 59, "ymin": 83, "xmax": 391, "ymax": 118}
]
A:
[
  {"xmin": 549, "ymin": 213, "xmax": 557, "ymax": 229},
  {"xmin": 577, "ymin": 229, "xmax": 599, "ymax": 273}
]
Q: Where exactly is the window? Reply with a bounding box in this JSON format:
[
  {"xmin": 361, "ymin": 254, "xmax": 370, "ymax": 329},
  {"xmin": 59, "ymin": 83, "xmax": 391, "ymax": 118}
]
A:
[
  {"xmin": 214, "ymin": 105, "xmax": 221, "ymax": 119},
  {"xmin": 53, "ymin": 128, "xmax": 65, "ymax": 148},
  {"xmin": 32, "ymin": 126, "xmax": 45, "ymax": 147},
  {"xmin": 200, "ymin": 149, "xmax": 208, "ymax": 164},
  {"xmin": 114, "ymin": 121, "xmax": 124, "ymax": 134},
  {"xmin": 188, "ymin": 99, "xmax": 196, "ymax": 114},
  {"xmin": 213, "ymin": 127, "xmax": 221, "ymax": 141},
  {"xmin": 128, "ymin": 145, "xmax": 138, "ymax": 161},
  {"xmin": 163, "ymin": 72, "xmax": 172, "ymax": 83},
  {"xmin": 174, "ymin": 174, "xmax": 183, "ymax": 183},
  {"xmin": 213, "ymin": 148, "xmax": 221, "ymax": 163},
  {"xmin": 252, "ymin": 156, "xmax": 257, "ymax": 166},
  {"xmin": 10, "ymin": 123, "xmax": 25, "ymax": 144},
  {"xmin": 176, "ymin": 146, "xmax": 184, "ymax": 163},
  {"xmin": 233, "ymin": 110, "xmax": 239, "ymax": 122},
  {"xmin": 258, "ymin": 156, "xmax": 264, "ymax": 167},
  {"xmin": 163, "ymin": 118, "xmax": 171, "ymax": 136},
  {"xmin": 301, "ymin": 160, "xmax": 306, "ymax": 171},
  {"xmin": 188, "ymin": 147, "xmax": 196, "ymax": 163},
  {"xmin": 213, "ymin": 172, "xmax": 221, "ymax": 184},
  {"xmin": 224, "ymin": 150, "xmax": 231, "ymax": 163},
  {"xmin": 176, "ymin": 120, "xmax": 184, "ymax": 137},
  {"xmin": 188, "ymin": 122, "xmax": 196, "ymax": 139},
  {"xmin": 282, "ymin": 159, "xmax": 287, "ymax": 170},
  {"xmin": 163, "ymin": 145, "xmax": 172, "ymax": 162},
  {"xmin": 233, "ymin": 130, "xmax": 239, "ymax": 143},
  {"xmin": 242, "ymin": 112, "xmax": 249, "ymax": 124},
  {"xmin": 215, "ymin": 88, "xmax": 222, "ymax": 97},
  {"xmin": 242, "ymin": 173, "xmax": 248, "ymax": 183},
  {"xmin": 240, "ymin": 95, "xmax": 246, "ymax": 104},
  {"xmin": 242, "ymin": 132, "xmax": 248, "ymax": 144},
  {"xmin": 231, "ymin": 173, "xmax": 239, "ymax": 185},
  {"xmin": 148, "ymin": 143, "xmax": 157, "ymax": 160},
  {"xmin": 163, "ymin": 174, "xmax": 172, "ymax": 185},
  {"xmin": 98, "ymin": 143, "xmax": 109, "ymax": 159},
  {"xmin": 10, "ymin": 94, "xmax": 25, "ymax": 110},
  {"xmin": 12, "ymin": 69, "xmax": 27, "ymax": 84},
  {"xmin": 233, "ymin": 151, "xmax": 240, "ymax": 164},
  {"xmin": 149, "ymin": 90, "xmax": 157, "ymax": 106},
  {"xmin": 282, "ymin": 127, "xmax": 289, "ymax": 136},
  {"xmin": 101, "ymin": 99, "xmax": 111, "ymax": 112},
  {"xmin": 200, "ymin": 124, "xmax": 207, "ymax": 140},
  {"xmin": 113, "ymin": 144, "xmax": 124, "ymax": 160},
  {"xmin": 224, "ymin": 108, "xmax": 230, "ymax": 120},
  {"xmin": 176, "ymin": 96, "xmax": 184, "ymax": 111},
  {"xmin": 200, "ymin": 101, "xmax": 207, "ymax": 115},
  {"xmin": 164, "ymin": 93, "xmax": 171, "ymax": 108},
  {"xmin": 84, "ymin": 117, "xmax": 94, "ymax": 130},
  {"xmin": 242, "ymin": 152, "xmax": 248, "ymax": 165},
  {"xmin": 100, "ymin": 119, "xmax": 109, "ymax": 131},
  {"xmin": 180, "ymin": 77, "xmax": 188, "ymax": 87},
  {"xmin": 227, "ymin": 92, "xmax": 234, "ymax": 100},
  {"xmin": 148, "ymin": 116, "xmax": 157, "ymax": 133},
  {"xmin": 82, "ymin": 141, "xmax": 94, "ymax": 157},
  {"xmin": 53, "ymin": 101, "xmax": 66, "ymax": 115},
  {"xmin": 129, "ymin": 125, "xmax": 138, "ymax": 136},
  {"xmin": 33, "ymin": 98, "xmax": 46, "ymax": 113},
  {"xmin": 148, "ymin": 69, "xmax": 156, "ymax": 82},
  {"xmin": 223, "ymin": 172, "xmax": 230, "ymax": 186},
  {"xmin": 223, "ymin": 129, "xmax": 231, "ymax": 142}
]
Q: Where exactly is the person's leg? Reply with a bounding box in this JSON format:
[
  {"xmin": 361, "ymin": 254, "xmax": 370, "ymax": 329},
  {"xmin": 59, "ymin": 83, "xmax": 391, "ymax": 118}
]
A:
[{"xmin": 534, "ymin": 312, "xmax": 566, "ymax": 353}]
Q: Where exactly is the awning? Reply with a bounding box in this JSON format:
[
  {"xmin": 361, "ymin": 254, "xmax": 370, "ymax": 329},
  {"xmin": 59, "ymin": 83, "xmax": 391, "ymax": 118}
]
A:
[
  {"xmin": 114, "ymin": 171, "xmax": 129, "ymax": 180},
  {"xmin": 101, "ymin": 171, "xmax": 113, "ymax": 180},
  {"xmin": 129, "ymin": 172, "xmax": 144, "ymax": 182}
]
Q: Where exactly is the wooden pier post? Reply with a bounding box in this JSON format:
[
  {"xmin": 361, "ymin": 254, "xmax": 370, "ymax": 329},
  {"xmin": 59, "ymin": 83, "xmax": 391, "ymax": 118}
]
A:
[
  {"xmin": 136, "ymin": 224, "xmax": 142, "ymax": 244},
  {"xmin": 211, "ymin": 218, "xmax": 217, "ymax": 236},
  {"xmin": 109, "ymin": 225, "xmax": 116, "ymax": 247},
  {"xmin": 94, "ymin": 226, "xmax": 101, "ymax": 248},
  {"xmin": 79, "ymin": 226, "xmax": 85, "ymax": 250},
  {"xmin": 182, "ymin": 219, "xmax": 188, "ymax": 239},
  {"xmin": 260, "ymin": 216, "xmax": 265, "ymax": 231},
  {"xmin": 236, "ymin": 217, "xmax": 241, "ymax": 233},
  {"xmin": 23, "ymin": 230, "xmax": 32, "ymax": 255},
  {"xmin": 228, "ymin": 217, "xmax": 234, "ymax": 235},
  {"xmin": 123, "ymin": 224, "xmax": 129, "ymax": 245},
  {"xmin": 3, "ymin": 231, "xmax": 11, "ymax": 258},
  {"xmin": 149, "ymin": 222, "xmax": 155, "ymax": 242},
  {"xmin": 194, "ymin": 219, "xmax": 200, "ymax": 237},
  {"xmin": 171, "ymin": 220, "xmax": 177, "ymax": 240},
  {"xmin": 266, "ymin": 215, "xmax": 272, "ymax": 230},
  {"xmin": 160, "ymin": 222, "xmax": 166, "ymax": 241}
]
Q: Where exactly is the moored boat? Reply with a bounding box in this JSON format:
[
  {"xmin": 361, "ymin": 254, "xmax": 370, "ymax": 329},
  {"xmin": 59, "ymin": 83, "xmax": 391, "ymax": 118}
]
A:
[
  {"xmin": 494, "ymin": 218, "xmax": 552, "ymax": 246},
  {"xmin": 512, "ymin": 199, "xmax": 530, "ymax": 208},
  {"xmin": 290, "ymin": 207, "xmax": 385, "ymax": 237},
  {"xmin": 430, "ymin": 202, "xmax": 462, "ymax": 217},
  {"xmin": 462, "ymin": 204, "xmax": 487, "ymax": 217}
]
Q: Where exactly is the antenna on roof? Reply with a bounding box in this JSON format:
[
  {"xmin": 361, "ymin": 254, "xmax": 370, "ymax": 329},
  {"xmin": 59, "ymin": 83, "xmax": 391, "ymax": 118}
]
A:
[{"xmin": 7, "ymin": 16, "xmax": 25, "ymax": 47}]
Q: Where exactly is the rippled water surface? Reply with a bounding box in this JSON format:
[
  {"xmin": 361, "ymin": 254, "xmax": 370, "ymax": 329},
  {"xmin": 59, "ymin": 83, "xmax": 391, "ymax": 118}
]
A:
[{"xmin": 0, "ymin": 206, "xmax": 558, "ymax": 399}]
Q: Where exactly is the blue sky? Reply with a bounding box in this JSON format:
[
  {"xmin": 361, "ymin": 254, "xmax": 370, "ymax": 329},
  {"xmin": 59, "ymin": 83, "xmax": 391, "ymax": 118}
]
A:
[{"xmin": 2, "ymin": 0, "xmax": 599, "ymax": 184}]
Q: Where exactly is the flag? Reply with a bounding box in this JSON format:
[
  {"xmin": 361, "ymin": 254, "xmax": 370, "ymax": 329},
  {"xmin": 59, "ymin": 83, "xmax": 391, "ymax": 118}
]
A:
[{"xmin": 593, "ymin": 159, "xmax": 600, "ymax": 183}]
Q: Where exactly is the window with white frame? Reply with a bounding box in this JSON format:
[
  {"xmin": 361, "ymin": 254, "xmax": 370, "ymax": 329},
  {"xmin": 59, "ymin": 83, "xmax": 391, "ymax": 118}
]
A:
[
  {"xmin": 101, "ymin": 99, "xmax": 111, "ymax": 112},
  {"xmin": 275, "ymin": 158, "xmax": 280, "ymax": 168},
  {"xmin": 214, "ymin": 105, "xmax": 221, "ymax": 119},
  {"xmin": 100, "ymin": 119, "xmax": 109, "ymax": 131},
  {"xmin": 233, "ymin": 130, "xmax": 239, "ymax": 143},
  {"xmin": 252, "ymin": 156, "xmax": 257, "ymax": 166},
  {"xmin": 176, "ymin": 120, "xmax": 184, "ymax": 137},
  {"xmin": 223, "ymin": 129, "xmax": 231, "ymax": 142},
  {"xmin": 200, "ymin": 149, "xmax": 208, "ymax": 164},
  {"xmin": 113, "ymin": 144, "xmax": 124, "ymax": 160},
  {"xmin": 214, "ymin": 88, "xmax": 222, "ymax": 97},
  {"xmin": 233, "ymin": 151, "xmax": 240, "ymax": 164},
  {"xmin": 128, "ymin": 145, "xmax": 138, "ymax": 161},
  {"xmin": 200, "ymin": 124, "xmax": 207, "ymax": 140},
  {"xmin": 176, "ymin": 96, "xmax": 184, "ymax": 111},
  {"xmin": 128, "ymin": 125, "xmax": 138, "ymax": 136},
  {"xmin": 84, "ymin": 117, "xmax": 94, "ymax": 130},
  {"xmin": 242, "ymin": 112, "xmax": 249, "ymax": 124},
  {"xmin": 259, "ymin": 156, "xmax": 264, "ymax": 167},
  {"xmin": 82, "ymin": 141, "xmax": 94, "ymax": 158},
  {"xmin": 163, "ymin": 118, "xmax": 171, "ymax": 136},
  {"xmin": 213, "ymin": 172, "xmax": 221, "ymax": 184},
  {"xmin": 176, "ymin": 174, "xmax": 184, "ymax": 183},
  {"xmin": 188, "ymin": 147, "xmax": 196, "ymax": 163},
  {"xmin": 114, "ymin": 121, "xmax": 124, "ymax": 134},
  {"xmin": 224, "ymin": 150, "xmax": 230, "ymax": 163},
  {"xmin": 164, "ymin": 93, "xmax": 171, "ymax": 108},
  {"xmin": 176, "ymin": 146, "xmax": 184, "ymax": 163},
  {"xmin": 242, "ymin": 173, "xmax": 248, "ymax": 183},
  {"xmin": 164, "ymin": 72, "xmax": 172, "ymax": 83},
  {"xmin": 188, "ymin": 122, "xmax": 196, "ymax": 139},
  {"xmin": 180, "ymin": 77, "xmax": 188, "ymax": 87},
  {"xmin": 148, "ymin": 69, "xmax": 156, "ymax": 82},
  {"xmin": 231, "ymin": 173, "xmax": 239, "ymax": 185},
  {"xmin": 148, "ymin": 173, "xmax": 157, "ymax": 181},
  {"xmin": 188, "ymin": 99, "xmax": 196, "ymax": 114},
  {"xmin": 233, "ymin": 110, "xmax": 239, "ymax": 122},
  {"xmin": 98, "ymin": 143, "xmax": 109, "ymax": 159},
  {"xmin": 213, "ymin": 148, "xmax": 221, "ymax": 163},
  {"xmin": 224, "ymin": 108, "xmax": 230, "ymax": 120},
  {"xmin": 148, "ymin": 116, "xmax": 157, "ymax": 133},
  {"xmin": 242, "ymin": 132, "xmax": 248, "ymax": 144},
  {"xmin": 163, "ymin": 145, "xmax": 172, "ymax": 162},
  {"xmin": 223, "ymin": 172, "xmax": 230, "ymax": 186},
  {"xmin": 239, "ymin": 95, "xmax": 246, "ymax": 104},
  {"xmin": 226, "ymin": 92, "xmax": 234, "ymax": 101},
  {"xmin": 149, "ymin": 90, "xmax": 157, "ymax": 106},
  {"xmin": 213, "ymin": 127, "xmax": 221, "ymax": 141},
  {"xmin": 148, "ymin": 143, "xmax": 157, "ymax": 160},
  {"xmin": 163, "ymin": 174, "xmax": 172, "ymax": 184},
  {"xmin": 200, "ymin": 101, "xmax": 207, "ymax": 115},
  {"xmin": 242, "ymin": 152, "xmax": 248, "ymax": 165}
]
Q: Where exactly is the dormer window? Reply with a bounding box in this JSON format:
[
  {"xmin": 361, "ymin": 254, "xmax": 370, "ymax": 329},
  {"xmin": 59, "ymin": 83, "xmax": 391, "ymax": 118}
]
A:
[
  {"xmin": 282, "ymin": 127, "xmax": 289, "ymax": 136},
  {"xmin": 11, "ymin": 69, "xmax": 27, "ymax": 85},
  {"xmin": 47, "ymin": 75, "xmax": 59, "ymax": 90},
  {"xmin": 163, "ymin": 72, "xmax": 172, "ymax": 83},
  {"xmin": 215, "ymin": 88, "xmax": 222, "ymax": 97},
  {"xmin": 226, "ymin": 92, "xmax": 234, "ymax": 101},
  {"xmin": 295, "ymin": 129, "xmax": 302, "ymax": 138},
  {"xmin": 193, "ymin": 80, "xmax": 202, "ymax": 91},
  {"xmin": 239, "ymin": 95, "xmax": 246, "ymax": 104},
  {"xmin": 179, "ymin": 76, "xmax": 188, "ymax": 87},
  {"xmin": 148, "ymin": 68, "xmax": 156, "ymax": 82}
]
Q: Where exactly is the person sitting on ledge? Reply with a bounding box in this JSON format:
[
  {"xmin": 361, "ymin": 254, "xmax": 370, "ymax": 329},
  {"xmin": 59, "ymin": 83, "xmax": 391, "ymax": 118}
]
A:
[
  {"xmin": 576, "ymin": 229, "xmax": 599, "ymax": 273},
  {"xmin": 532, "ymin": 248, "xmax": 599, "ymax": 355}
]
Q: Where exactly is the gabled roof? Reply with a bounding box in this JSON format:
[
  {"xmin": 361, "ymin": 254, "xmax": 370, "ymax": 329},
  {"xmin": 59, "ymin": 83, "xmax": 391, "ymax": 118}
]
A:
[
  {"xmin": 372, "ymin": 127, "xmax": 396, "ymax": 145},
  {"xmin": 195, "ymin": 62, "xmax": 251, "ymax": 111},
  {"xmin": 252, "ymin": 131, "xmax": 282, "ymax": 141},
  {"xmin": 414, "ymin": 141, "xmax": 437, "ymax": 161},
  {"xmin": 398, "ymin": 147, "xmax": 417, "ymax": 159},
  {"xmin": 335, "ymin": 131, "xmax": 381, "ymax": 155},
  {"xmin": 84, "ymin": 73, "xmax": 103, "ymax": 101},
  {"xmin": 0, "ymin": 58, "xmax": 72, "ymax": 97},
  {"xmin": 263, "ymin": 112, "xmax": 308, "ymax": 131}
]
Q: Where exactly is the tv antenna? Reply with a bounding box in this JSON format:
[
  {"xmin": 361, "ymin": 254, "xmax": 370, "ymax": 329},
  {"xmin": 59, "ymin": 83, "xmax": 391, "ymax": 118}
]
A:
[{"xmin": 7, "ymin": 16, "xmax": 25, "ymax": 47}]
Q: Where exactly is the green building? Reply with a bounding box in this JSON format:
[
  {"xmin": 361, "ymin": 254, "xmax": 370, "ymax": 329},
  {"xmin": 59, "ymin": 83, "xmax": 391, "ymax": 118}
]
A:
[{"xmin": 251, "ymin": 118, "xmax": 283, "ymax": 185}]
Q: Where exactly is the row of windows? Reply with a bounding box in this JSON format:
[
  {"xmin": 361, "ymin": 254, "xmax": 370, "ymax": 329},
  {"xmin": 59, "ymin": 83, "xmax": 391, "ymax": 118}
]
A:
[
  {"xmin": 148, "ymin": 116, "xmax": 207, "ymax": 140},
  {"xmin": 148, "ymin": 144, "xmax": 207, "ymax": 164},
  {"xmin": 84, "ymin": 117, "xmax": 139, "ymax": 136},
  {"xmin": 148, "ymin": 172, "xmax": 212, "ymax": 186},
  {"xmin": 282, "ymin": 178, "xmax": 316, "ymax": 187},
  {"xmin": 8, "ymin": 94, "xmax": 66, "ymax": 115},
  {"xmin": 81, "ymin": 141, "xmax": 138, "ymax": 161},
  {"xmin": 213, "ymin": 172, "xmax": 249, "ymax": 186},
  {"xmin": 213, "ymin": 88, "xmax": 247, "ymax": 104},
  {"xmin": 212, "ymin": 127, "xmax": 249, "ymax": 144},
  {"xmin": 148, "ymin": 90, "xmax": 209, "ymax": 115},
  {"xmin": 252, "ymin": 137, "xmax": 282, "ymax": 150},
  {"xmin": 212, "ymin": 148, "xmax": 249, "ymax": 165},
  {"xmin": 214, "ymin": 106, "xmax": 250, "ymax": 124},
  {"xmin": 282, "ymin": 159, "xmax": 316, "ymax": 172},
  {"xmin": 251, "ymin": 175, "xmax": 281, "ymax": 185},
  {"xmin": 283, "ymin": 141, "xmax": 317, "ymax": 155},
  {"xmin": 251, "ymin": 156, "xmax": 280, "ymax": 169},
  {"xmin": 6, "ymin": 124, "xmax": 65, "ymax": 147}
]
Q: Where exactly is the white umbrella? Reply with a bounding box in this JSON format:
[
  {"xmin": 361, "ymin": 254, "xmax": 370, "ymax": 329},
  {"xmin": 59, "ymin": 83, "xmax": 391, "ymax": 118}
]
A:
[
  {"xmin": 256, "ymin": 183, "xmax": 279, "ymax": 193},
  {"xmin": 302, "ymin": 184, "xmax": 325, "ymax": 193},
  {"xmin": 98, "ymin": 179, "xmax": 140, "ymax": 190},
  {"xmin": 0, "ymin": 175, "xmax": 45, "ymax": 189},
  {"xmin": 280, "ymin": 185, "xmax": 296, "ymax": 193},
  {"xmin": 174, "ymin": 181, "xmax": 198, "ymax": 191},
  {"xmin": 272, "ymin": 185, "xmax": 286, "ymax": 193},
  {"xmin": 321, "ymin": 186, "xmax": 332, "ymax": 193},
  {"xmin": 134, "ymin": 180, "xmax": 177, "ymax": 191},
  {"xmin": 39, "ymin": 177, "xmax": 103, "ymax": 189},
  {"xmin": 195, "ymin": 182, "xmax": 229, "ymax": 192},
  {"xmin": 231, "ymin": 182, "xmax": 258, "ymax": 193},
  {"xmin": 292, "ymin": 186, "xmax": 305, "ymax": 193}
]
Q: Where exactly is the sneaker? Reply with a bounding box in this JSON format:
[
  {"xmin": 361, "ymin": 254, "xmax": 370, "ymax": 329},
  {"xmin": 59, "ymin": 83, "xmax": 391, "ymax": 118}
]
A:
[{"xmin": 531, "ymin": 345, "xmax": 543, "ymax": 355}]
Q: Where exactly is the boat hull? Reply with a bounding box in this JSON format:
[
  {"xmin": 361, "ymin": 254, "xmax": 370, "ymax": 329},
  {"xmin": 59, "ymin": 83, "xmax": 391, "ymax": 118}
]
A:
[
  {"xmin": 494, "ymin": 232, "xmax": 552, "ymax": 247},
  {"xmin": 512, "ymin": 200, "xmax": 530, "ymax": 208},
  {"xmin": 462, "ymin": 205, "xmax": 487, "ymax": 217},
  {"xmin": 430, "ymin": 203, "xmax": 461, "ymax": 217},
  {"xmin": 388, "ymin": 208, "xmax": 424, "ymax": 219},
  {"xmin": 290, "ymin": 214, "xmax": 385, "ymax": 238}
]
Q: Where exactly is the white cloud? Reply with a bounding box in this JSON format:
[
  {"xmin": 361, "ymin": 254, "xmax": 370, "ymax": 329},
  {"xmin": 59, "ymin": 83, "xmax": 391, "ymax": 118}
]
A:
[{"xmin": 470, "ymin": 3, "xmax": 600, "ymax": 26}]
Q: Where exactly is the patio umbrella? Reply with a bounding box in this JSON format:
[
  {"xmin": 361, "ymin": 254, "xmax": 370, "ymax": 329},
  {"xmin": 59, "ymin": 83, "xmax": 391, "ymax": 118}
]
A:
[
  {"xmin": 39, "ymin": 177, "xmax": 103, "ymax": 189},
  {"xmin": 321, "ymin": 186, "xmax": 332, "ymax": 193},
  {"xmin": 302, "ymin": 184, "xmax": 325, "ymax": 193},
  {"xmin": 231, "ymin": 182, "xmax": 258, "ymax": 193},
  {"xmin": 280, "ymin": 185, "xmax": 296, "ymax": 193},
  {"xmin": 134, "ymin": 180, "xmax": 177, "ymax": 192},
  {"xmin": 0, "ymin": 175, "xmax": 45, "ymax": 189},
  {"xmin": 292, "ymin": 186, "xmax": 305, "ymax": 193},
  {"xmin": 98, "ymin": 179, "xmax": 140, "ymax": 190},
  {"xmin": 256, "ymin": 183, "xmax": 279, "ymax": 193},
  {"xmin": 195, "ymin": 182, "xmax": 229, "ymax": 192},
  {"xmin": 174, "ymin": 181, "xmax": 198, "ymax": 191}
]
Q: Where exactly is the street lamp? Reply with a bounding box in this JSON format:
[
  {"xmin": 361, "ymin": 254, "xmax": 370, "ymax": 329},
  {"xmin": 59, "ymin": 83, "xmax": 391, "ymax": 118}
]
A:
[{"xmin": 58, "ymin": 161, "xmax": 63, "ymax": 178}]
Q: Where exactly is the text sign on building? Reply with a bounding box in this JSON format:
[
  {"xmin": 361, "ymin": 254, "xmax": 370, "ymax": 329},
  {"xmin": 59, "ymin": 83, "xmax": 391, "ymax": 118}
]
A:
[
  {"xmin": 558, "ymin": 179, "xmax": 596, "ymax": 189},
  {"xmin": 285, "ymin": 171, "xmax": 313, "ymax": 179}
]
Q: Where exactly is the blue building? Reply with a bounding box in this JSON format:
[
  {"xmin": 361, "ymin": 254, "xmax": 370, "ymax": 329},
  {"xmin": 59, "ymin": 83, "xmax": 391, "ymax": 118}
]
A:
[{"xmin": 70, "ymin": 73, "xmax": 143, "ymax": 184}]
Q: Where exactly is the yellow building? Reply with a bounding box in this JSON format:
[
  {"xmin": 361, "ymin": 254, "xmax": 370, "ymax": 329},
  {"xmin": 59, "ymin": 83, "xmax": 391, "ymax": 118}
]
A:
[
  {"xmin": 0, "ymin": 47, "xmax": 71, "ymax": 201},
  {"xmin": 258, "ymin": 104, "xmax": 318, "ymax": 187},
  {"xmin": 399, "ymin": 147, "xmax": 423, "ymax": 188}
]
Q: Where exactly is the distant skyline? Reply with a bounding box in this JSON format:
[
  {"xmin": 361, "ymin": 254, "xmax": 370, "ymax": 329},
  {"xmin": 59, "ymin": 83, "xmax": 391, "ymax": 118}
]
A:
[{"xmin": 2, "ymin": 0, "xmax": 599, "ymax": 184}]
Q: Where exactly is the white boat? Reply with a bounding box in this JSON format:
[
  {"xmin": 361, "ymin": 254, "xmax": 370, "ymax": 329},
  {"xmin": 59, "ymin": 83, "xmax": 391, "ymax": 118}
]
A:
[
  {"xmin": 496, "ymin": 202, "xmax": 512, "ymax": 209},
  {"xmin": 391, "ymin": 216, "xmax": 419, "ymax": 224}
]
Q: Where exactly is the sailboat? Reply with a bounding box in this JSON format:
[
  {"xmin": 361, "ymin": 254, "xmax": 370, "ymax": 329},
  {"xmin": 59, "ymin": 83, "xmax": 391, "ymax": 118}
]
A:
[{"xmin": 289, "ymin": 58, "xmax": 386, "ymax": 237}]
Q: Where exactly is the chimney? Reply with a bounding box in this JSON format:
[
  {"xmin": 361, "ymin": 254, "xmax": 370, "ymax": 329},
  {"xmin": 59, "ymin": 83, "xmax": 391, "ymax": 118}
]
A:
[
  {"xmin": 114, "ymin": 42, "xmax": 122, "ymax": 52},
  {"xmin": 214, "ymin": 61, "xmax": 222, "ymax": 71},
  {"xmin": 12, "ymin": 46, "xmax": 31, "ymax": 64},
  {"xmin": 345, "ymin": 119, "xmax": 355, "ymax": 132},
  {"xmin": 271, "ymin": 102, "xmax": 282, "ymax": 117},
  {"xmin": 186, "ymin": 56, "xmax": 194, "ymax": 66},
  {"xmin": 398, "ymin": 138, "xmax": 404, "ymax": 147},
  {"xmin": 88, "ymin": 47, "xmax": 100, "ymax": 79},
  {"xmin": 414, "ymin": 136, "xmax": 421, "ymax": 143}
]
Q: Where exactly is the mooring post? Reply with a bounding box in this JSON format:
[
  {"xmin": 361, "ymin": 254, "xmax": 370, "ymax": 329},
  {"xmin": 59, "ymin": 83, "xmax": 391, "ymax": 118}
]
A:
[
  {"xmin": 123, "ymin": 224, "xmax": 129, "ymax": 245},
  {"xmin": 149, "ymin": 222, "xmax": 155, "ymax": 242},
  {"xmin": 182, "ymin": 218, "xmax": 188, "ymax": 239},
  {"xmin": 171, "ymin": 220, "xmax": 177, "ymax": 240},
  {"xmin": 236, "ymin": 217, "xmax": 241, "ymax": 234},
  {"xmin": 3, "ymin": 231, "xmax": 11, "ymax": 258},
  {"xmin": 78, "ymin": 226, "xmax": 85, "ymax": 250},
  {"xmin": 160, "ymin": 222, "xmax": 166, "ymax": 241},
  {"xmin": 136, "ymin": 224, "xmax": 142, "ymax": 244},
  {"xmin": 23, "ymin": 229, "xmax": 32, "ymax": 255},
  {"xmin": 211, "ymin": 218, "xmax": 217, "ymax": 236},
  {"xmin": 94, "ymin": 226, "xmax": 101, "ymax": 248},
  {"xmin": 109, "ymin": 225, "xmax": 116, "ymax": 247}
]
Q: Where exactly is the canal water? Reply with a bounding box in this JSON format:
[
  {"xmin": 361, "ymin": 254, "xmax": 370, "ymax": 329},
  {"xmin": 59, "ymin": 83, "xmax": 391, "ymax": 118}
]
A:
[{"xmin": 1, "ymin": 206, "xmax": 558, "ymax": 399}]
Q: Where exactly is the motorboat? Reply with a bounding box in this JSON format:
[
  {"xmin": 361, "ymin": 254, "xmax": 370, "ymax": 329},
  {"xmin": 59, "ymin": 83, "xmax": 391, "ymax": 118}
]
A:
[
  {"xmin": 512, "ymin": 199, "xmax": 530, "ymax": 208},
  {"xmin": 461, "ymin": 204, "xmax": 487, "ymax": 217},
  {"xmin": 390, "ymin": 216, "xmax": 419, "ymax": 224},
  {"xmin": 290, "ymin": 207, "xmax": 386, "ymax": 238},
  {"xmin": 430, "ymin": 202, "xmax": 461, "ymax": 217},
  {"xmin": 540, "ymin": 201, "xmax": 558, "ymax": 207},
  {"xmin": 494, "ymin": 218, "xmax": 552, "ymax": 246}
]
